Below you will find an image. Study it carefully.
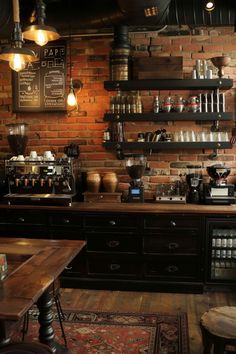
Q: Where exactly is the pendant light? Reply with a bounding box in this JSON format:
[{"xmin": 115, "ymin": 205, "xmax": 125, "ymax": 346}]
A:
[
  {"xmin": 0, "ymin": 0, "xmax": 37, "ymax": 72},
  {"xmin": 23, "ymin": 0, "xmax": 60, "ymax": 47}
]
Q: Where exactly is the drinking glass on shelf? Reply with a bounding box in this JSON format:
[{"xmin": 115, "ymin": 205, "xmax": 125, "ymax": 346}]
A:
[
  {"xmin": 178, "ymin": 130, "xmax": 184, "ymax": 142},
  {"xmin": 189, "ymin": 130, "xmax": 196, "ymax": 142},
  {"xmin": 197, "ymin": 131, "xmax": 207, "ymax": 142},
  {"xmin": 183, "ymin": 131, "xmax": 191, "ymax": 142}
]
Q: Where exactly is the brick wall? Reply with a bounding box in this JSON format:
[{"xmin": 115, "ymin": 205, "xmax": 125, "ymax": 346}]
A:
[{"xmin": 0, "ymin": 26, "xmax": 236, "ymax": 197}]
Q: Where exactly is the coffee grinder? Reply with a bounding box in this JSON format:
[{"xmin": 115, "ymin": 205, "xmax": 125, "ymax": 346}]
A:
[
  {"xmin": 125, "ymin": 154, "xmax": 146, "ymax": 202},
  {"xmin": 204, "ymin": 164, "xmax": 235, "ymax": 204},
  {"xmin": 186, "ymin": 165, "xmax": 203, "ymax": 203},
  {"xmin": 6, "ymin": 123, "xmax": 28, "ymax": 156}
]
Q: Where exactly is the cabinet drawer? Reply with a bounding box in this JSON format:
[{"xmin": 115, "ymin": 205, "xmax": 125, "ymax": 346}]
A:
[
  {"xmin": 144, "ymin": 215, "xmax": 201, "ymax": 229},
  {"xmin": 5, "ymin": 211, "xmax": 47, "ymax": 225},
  {"xmin": 84, "ymin": 215, "xmax": 138, "ymax": 229},
  {"xmin": 144, "ymin": 256, "xmax": 200, "ymax": 279},
  {"xmin": 62, "ymin": 250, "xmax": 87, "ymax": 277},
  {"xmin": 87, "ymin": 254, "xmax": 140, "ymax": 277},
  {"xmin": 5, "ymin": 225, "xmax": 48, "ymax": 238},
  {"xmin": 86, "ymin": 233, "xmax": 140, "ymax": 253},
  {"xmin": 49, "ymin": 213, "xmax": 83, "ymax": 227},
  {"xmin": 143, "ymin": 232, "xmax": 199, "ymax": 254}
]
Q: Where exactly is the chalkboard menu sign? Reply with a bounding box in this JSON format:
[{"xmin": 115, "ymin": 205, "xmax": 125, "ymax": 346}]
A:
[{"xmin": 12, "ymin": 41, "xmax": 67, "ymax": 112}]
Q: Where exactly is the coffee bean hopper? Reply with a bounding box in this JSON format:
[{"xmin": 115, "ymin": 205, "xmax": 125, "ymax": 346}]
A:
[{"xmin": 125, "ymin": 154, "xmax": 146, "ymax": 202}]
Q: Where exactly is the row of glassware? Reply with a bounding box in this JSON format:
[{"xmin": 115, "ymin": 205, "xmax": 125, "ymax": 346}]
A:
[
  {"xmin": 109, "ymin": 92, "xmax": 225, "ymax": 114},
  {"xmin": 173, "ymin": 130, "xmax": 229, "ymax": 142}
]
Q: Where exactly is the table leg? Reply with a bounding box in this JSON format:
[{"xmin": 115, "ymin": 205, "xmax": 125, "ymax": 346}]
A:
[
  {"xmin": 0, "ymin": 321, "xmax": 11, "ymax": 347},
  {"xmin": 36, "ymin": 288, "xmax": 70, "ymax": 354}
]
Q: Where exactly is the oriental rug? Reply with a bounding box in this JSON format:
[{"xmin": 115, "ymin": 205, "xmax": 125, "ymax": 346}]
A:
[{"xmin": 14, "ymin": 310, "xmax": 190, "ymax": 354}]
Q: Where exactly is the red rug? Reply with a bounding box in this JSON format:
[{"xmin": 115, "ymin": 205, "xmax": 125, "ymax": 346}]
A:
[{"xmin": 14, "ymin": 310, "xmax": 190, "ymax": 354}]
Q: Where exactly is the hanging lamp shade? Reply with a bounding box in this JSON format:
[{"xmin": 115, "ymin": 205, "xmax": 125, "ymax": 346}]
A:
[
  {"xmin": 23, "ymin": 0, "xmax": 60, "ymax": 46},
  {"xmin": 0, "ymin": 0, "xmax": 37, "ymax": 71}
]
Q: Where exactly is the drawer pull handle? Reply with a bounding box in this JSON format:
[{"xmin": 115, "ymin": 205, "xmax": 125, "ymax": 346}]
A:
[
  {"xmin": 65, "ymin": 266, "xmax": 72, "ymax": 270},
  {"xmin": 170, "ymin": 221, "xmax": 176, "ymax": 227},
  {"xmin": 63, "ymin": 219, "xmax": 70, "ymax": 224},
  {"xmin": 166, "ymin": 265, "xmax": 178, "ymax": 273},
  {"xmin": 168, "ymin": 242, "xmax": 179, "ymax": 250},
  {"xmin": 109, "ymin": 220, "xmax": 116, "ymax": 226},
  {"xmin": 18, "ymin": 217, "xmax": 25, "ymax": 222},
  {"xmin": 107, "ymin": 240, "xmax": 120, "ymax": 248},
  {"xmin": 110, "ymin": 263, "xmax": 120, "ymax": 271}
]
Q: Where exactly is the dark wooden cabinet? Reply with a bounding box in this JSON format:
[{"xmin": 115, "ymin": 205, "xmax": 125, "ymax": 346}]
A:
[
  {"xmin": 0, "ymin": 205, "xmax": 234, "ymax": 292},
  {"xmin": 142, "ymin": 214, "xmax": 204, "ymax": 285}
]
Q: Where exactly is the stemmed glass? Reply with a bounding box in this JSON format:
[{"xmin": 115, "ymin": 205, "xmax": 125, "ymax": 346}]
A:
[{"xmin": 210, "ymin": 56, "xmax": 231, "ymax": 78}]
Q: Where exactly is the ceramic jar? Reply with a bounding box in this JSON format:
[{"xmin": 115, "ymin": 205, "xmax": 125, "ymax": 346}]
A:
[
  {"xmin": 86, "ymin": 171, "xmax": 101, "ymax": 193},
  {"xmin": 102, "ymin": 172, "xmax": 118, "ymax": 193}
]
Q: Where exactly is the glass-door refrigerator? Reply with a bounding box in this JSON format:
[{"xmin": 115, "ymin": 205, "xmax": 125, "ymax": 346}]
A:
[{"xmin": 206, "ymin": 218, "xmax": 236, "ymax": 284}]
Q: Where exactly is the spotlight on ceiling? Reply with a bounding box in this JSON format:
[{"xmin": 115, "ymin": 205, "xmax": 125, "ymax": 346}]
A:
[
  {"xmin": 23, "ymin": 0, "xmax": 60, "ymax": 47},
  {"xmin": 144, "ymin": 6, "xmax": 158, "ymax": 17},
  {"xmin": 205, "ymin": 0, "xmax": 215, "ymax": 12}
]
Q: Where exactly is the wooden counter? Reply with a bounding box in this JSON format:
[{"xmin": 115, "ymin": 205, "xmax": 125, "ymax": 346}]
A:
[{"xmin": 0, "ymin": 201, "xmax": 235, "ymax": 214}]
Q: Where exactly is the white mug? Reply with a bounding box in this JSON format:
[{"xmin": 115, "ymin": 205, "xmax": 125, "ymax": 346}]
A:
[
  {"xmin": 30, "ymin": 151, "xmax": 37, "ymax": 160},
  {"xmin": 43, "ymin": 151, "xmax": 52, "ymax": 160}
]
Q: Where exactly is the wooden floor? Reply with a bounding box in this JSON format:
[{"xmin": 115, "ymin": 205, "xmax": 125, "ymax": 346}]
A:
[{"xmin": 59, "ymin": 287, "xmax": 236, "ymax": 354}]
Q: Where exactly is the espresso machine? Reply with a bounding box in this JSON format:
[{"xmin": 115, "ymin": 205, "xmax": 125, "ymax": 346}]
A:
[
  {"xmin": 186, "ymin": 165, "xmax": 203, "ymax": 203},
  {"xmin": 125, "ymin": 154, "xmax": 146, "ymax": 202},
  {"xmin": 4, "ymin": 158, "xmax": 76, "ymax": 206},
  {"xmin": 203, "ymin": 164, "xmax": 235, "ymax": 204}
]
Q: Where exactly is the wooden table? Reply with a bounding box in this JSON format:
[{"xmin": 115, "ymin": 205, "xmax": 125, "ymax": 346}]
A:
[{"xmin": 0, "ymin": 237, "xmax": 86, "ymax": 353}]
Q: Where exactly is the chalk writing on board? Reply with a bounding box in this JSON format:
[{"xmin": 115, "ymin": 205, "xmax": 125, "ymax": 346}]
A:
[{"xmin": 12, "ymin": 41, "xmax": 67, "ymax": 112}]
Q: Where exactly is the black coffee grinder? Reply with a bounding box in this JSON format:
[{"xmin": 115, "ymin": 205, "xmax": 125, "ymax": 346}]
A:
[
  {"xmin": 6, "ymin": 123, "xmax": 28, "ymax": 156},
  {"xmin": 125, "ymin": 154, "xmax": 146, "ymax": 202},
  {"xmin": 186, "ymin": 165, "xmax": 203, "ymax": 203}
]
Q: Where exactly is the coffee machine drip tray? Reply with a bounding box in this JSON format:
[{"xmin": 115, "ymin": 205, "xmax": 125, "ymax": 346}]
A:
[{"xmin": 4, "ymin": 193, "xmax": 75, "ymax": 206}]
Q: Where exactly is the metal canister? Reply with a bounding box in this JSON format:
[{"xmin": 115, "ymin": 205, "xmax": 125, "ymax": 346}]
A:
[{"xmin": 109, "ymin": 47, "xmax": 131, "ymax": 81}]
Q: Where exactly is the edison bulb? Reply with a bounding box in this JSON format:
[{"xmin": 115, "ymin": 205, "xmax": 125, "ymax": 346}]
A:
[
  {"xmin": 9, "ymin": 54, "xmax": 26, "ymax": 72},
  {"xmin": 35, "ymin": 30, "xmax": 48, "ymax": 46},
  {"xmin": 67, "ymin": 90, "xmax": 77, "ymax": 107},
  {"xmin": 205, "ymin": 1, "xmax": 215, "ymax": 11}
]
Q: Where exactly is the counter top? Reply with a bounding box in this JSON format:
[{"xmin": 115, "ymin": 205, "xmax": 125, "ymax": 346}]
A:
[{"xmin": 0, "ymin": 201, "xmax": 236, "ymax": 214}]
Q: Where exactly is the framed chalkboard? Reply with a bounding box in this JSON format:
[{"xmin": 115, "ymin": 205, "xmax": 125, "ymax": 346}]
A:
[{"xmin": 12, "ymin": 40, "xmax": 67, "ymax": 112}]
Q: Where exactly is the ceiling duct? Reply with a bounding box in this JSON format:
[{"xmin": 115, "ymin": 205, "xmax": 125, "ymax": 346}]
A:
[
  {"xmin": 166, "ymin": 0, "xmax": 235, "ymax": 27},
  {"xmin": 0, "ymin": 0, "xmax": 235, "ymax": 40}
]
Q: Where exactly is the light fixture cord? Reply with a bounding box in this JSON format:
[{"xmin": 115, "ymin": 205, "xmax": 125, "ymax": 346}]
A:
[
  {"xmin": 12, "ymin": 0, "xmax": 20, "ymax": 23},
  {"xmin": 69, "ymin": 22, "xmax": 72, "ymax": 81}
]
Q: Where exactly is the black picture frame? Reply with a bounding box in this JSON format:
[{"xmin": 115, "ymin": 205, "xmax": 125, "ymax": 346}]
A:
[{"xmin": 12, "ymin": 40, "xmax": 67, "ymax": 112}]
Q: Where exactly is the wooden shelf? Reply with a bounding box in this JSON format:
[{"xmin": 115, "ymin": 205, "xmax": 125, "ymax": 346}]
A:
[
  {"xmin": 103, "ymin": 141, "xmax": 232, "ymax": 150},
  {"xmin": 104, "ymin": 79, "xmax": 233, "ymax": 91},
  {"xmin": 104, "ymin": 112, "xmax": 233, "ymax": 122}
]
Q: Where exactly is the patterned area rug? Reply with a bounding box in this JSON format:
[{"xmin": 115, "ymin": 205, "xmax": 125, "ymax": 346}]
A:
[{"xmin": 14, "ymin": 310, "xmax": 190, "ymax": 354}]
